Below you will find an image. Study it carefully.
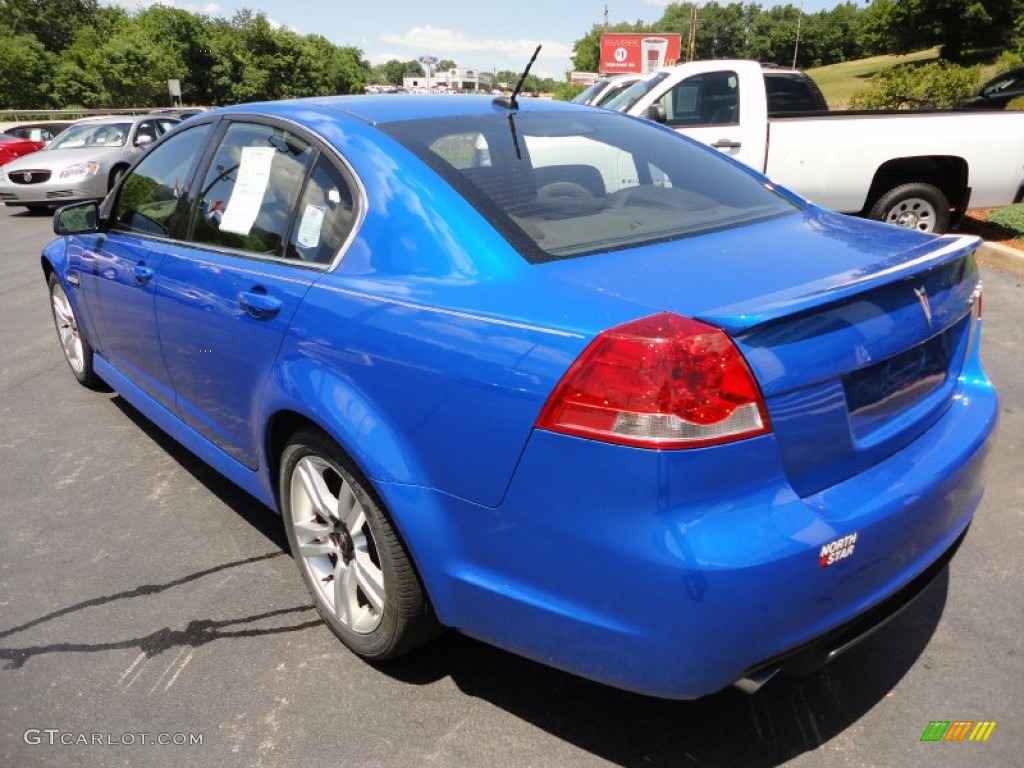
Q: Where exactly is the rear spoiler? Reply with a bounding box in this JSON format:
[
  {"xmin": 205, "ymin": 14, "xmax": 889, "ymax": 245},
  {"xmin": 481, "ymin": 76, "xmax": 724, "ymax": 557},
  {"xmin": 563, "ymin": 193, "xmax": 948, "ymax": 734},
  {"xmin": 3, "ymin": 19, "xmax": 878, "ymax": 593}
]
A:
[{"xmin": 700, "ymin": 235, "xmax": 981, "ymax": 335}]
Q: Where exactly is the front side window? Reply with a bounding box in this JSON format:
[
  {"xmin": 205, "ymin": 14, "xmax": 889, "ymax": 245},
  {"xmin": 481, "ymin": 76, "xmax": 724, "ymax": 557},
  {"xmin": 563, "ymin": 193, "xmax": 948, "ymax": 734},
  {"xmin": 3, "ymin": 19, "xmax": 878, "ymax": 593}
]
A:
[
  {"xmin": 659, "ymin": 71, "xmax": 739, "ymax": 127},
  {"xmin": 192, "ymin": 122, "xmax": 313, "ymax": 256},
  {"xmin": 112, "ymin": 122, "xmax": 213, "ymax": 237},
  {"xmin": 381, "ymin": 110, "xmax": 798, "ymax": 263},
  {"xmin": 133, "ymin": 120, "xmax": 159, "ymax": 147}
]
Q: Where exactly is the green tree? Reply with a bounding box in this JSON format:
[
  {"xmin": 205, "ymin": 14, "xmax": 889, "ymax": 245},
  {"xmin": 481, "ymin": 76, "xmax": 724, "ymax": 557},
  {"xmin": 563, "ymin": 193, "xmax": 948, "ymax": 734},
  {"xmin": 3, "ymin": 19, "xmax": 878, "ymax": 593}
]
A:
[
  {"xmin": 373, "ymin": 59, "xmax": 410, "ymax": 86},
  {"xmin": 0, "ymin": 0, "xmax": 99, "ymax": 53},
  {"xmin": 134, "ymin": 5, "xmax": 218, "ymax": 104},
  {"xmin": 404, "ymin": 60, "xmax": 426, "ymax": 78},
  {"xmin": 860, "ymin": 0, "xmax": 1021, "ymax": 62},
  {"xmin": 50, "ymin": 23, "xmax": 108, "ymax": 107},
  {"xmin": 0, "ymin": 26, "xmax": 52, "ymax": 108},
  {"xmin": 93, "ymin": 29, "xmax": 180, "ymax": 107}
]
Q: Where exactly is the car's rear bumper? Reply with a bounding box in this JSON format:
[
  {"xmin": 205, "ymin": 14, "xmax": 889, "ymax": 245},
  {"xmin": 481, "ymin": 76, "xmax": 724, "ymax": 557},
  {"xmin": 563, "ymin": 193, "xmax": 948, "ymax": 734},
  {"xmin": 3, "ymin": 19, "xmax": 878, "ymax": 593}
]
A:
[{"xmin": 383, "ymin": 339, "xmax": 998, "ymax": 699}]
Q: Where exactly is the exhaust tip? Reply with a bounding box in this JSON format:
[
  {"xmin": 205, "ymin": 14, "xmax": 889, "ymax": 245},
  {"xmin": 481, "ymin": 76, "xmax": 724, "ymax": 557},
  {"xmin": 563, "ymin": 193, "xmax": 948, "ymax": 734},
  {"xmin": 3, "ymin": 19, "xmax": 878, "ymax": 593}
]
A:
[{"xmin": 732, "ymin": 666, "xmax": 780, "ymax": 695}]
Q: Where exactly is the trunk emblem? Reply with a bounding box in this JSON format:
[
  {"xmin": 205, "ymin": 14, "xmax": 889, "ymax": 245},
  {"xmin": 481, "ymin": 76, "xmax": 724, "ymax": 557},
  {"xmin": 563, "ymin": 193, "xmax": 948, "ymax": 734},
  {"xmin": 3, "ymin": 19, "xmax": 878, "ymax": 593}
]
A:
[{"xmin": 914, "ymin": 286, "xmax": 933, "ymax": 328}]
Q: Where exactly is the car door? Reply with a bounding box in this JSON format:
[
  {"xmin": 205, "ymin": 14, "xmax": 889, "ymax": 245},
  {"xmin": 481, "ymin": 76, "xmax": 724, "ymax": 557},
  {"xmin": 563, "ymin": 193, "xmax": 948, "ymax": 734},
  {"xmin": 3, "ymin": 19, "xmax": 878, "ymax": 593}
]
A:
[
  {"xmin": 652, "ymin": 69, "xmax": 766, "ymax": 169},
  {"xmin": 77, "ymin": 121, "xmax": 214, "ymax": 409},
  {"xmin": 154, "ymin": 119, "xmax": 358, "ymax": 468}
]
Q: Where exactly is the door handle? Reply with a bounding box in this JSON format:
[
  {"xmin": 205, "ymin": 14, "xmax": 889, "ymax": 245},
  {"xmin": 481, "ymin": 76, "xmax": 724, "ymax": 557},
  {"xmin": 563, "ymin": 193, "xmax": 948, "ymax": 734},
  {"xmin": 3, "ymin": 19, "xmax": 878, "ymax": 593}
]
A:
[
  {"xmin": 711, "ymin": 139, "xmax": 742, "ymax": 149},
  {"xmin": 238, "ymin": 290, "xmax": 282, "ymax": 319},
  {"xmin": 132, "ymin": 264, "xmax": 154, "ymax": 283}
]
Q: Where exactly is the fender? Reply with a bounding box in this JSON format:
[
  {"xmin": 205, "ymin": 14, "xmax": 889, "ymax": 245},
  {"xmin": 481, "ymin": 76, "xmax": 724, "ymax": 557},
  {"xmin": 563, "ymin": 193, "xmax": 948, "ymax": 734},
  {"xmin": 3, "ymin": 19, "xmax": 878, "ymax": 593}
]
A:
[
  {"xmin": 259, "ymin": 351, "xmax": 430, "ymax": 490},
  {"xmin": 42, "ymin": 237, "xmax": 103, "ymax": 351}
]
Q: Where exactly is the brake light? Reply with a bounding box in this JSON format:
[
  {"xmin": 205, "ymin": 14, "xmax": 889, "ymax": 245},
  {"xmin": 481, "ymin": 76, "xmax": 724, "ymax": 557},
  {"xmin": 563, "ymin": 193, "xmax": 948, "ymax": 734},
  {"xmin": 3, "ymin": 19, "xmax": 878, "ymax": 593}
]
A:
[{"xmin": 536, "ymin": 312, "xmax": 771, "ymax": 449}]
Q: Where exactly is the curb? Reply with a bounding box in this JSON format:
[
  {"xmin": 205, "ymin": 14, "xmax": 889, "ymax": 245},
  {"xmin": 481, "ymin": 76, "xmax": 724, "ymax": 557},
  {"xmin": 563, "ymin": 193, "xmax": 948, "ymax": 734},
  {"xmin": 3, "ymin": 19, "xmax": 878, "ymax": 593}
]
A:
[{"xmin": 977, "ymin": 241, "xmax": 1024, "ymax": 278}]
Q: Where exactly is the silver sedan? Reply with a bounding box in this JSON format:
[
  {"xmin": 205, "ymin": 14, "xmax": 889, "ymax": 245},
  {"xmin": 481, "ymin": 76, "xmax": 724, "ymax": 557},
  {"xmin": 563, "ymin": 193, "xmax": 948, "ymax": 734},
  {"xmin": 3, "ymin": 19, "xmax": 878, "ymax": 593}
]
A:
[{"xmin": 0, "ymin": 114, "xmax": 178, "ymax": 212}]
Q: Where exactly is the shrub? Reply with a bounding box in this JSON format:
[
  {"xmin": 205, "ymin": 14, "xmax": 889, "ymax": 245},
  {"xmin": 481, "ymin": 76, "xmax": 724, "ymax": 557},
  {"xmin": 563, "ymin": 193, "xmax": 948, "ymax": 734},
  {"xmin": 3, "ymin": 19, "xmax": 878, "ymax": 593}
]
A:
[
  {"xmin": 551, "ymin": 81, "xmax": 587, "ymax": 102},
  {"xmin": 850, "ymin": 61, "xmax": 981, "ymax": 109}
]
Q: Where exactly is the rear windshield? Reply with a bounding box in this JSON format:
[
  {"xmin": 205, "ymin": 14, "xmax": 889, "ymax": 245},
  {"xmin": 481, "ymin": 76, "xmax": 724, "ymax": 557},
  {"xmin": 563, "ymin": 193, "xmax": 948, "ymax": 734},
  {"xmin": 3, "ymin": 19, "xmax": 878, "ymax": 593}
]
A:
[
  {"xmin": 604, "ymin": 72, "xmax": 669, "ymax": 113},
  {"xmin": 572, "ymin": 80, "xmax": 611, "ymax": 104},
  {"xmin": 380, "ymin": 110, "xmax": 799, "ymax": 263}
]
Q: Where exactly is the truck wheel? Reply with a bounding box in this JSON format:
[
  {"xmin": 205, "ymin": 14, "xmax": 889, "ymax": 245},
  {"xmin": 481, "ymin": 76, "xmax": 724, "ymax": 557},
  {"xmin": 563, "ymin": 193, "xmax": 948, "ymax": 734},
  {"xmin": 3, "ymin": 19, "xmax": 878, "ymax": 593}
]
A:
[{"xmin": 868, "ymin": 183, "xmax": 950, "ymax": 234}]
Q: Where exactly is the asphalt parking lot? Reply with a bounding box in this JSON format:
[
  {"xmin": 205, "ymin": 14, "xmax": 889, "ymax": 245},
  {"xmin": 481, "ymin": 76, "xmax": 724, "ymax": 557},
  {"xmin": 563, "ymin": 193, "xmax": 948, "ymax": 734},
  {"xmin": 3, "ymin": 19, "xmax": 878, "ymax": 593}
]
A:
[{"xmin": 1, "ymin": 204, "xmax": 1021, "ymax": 768}]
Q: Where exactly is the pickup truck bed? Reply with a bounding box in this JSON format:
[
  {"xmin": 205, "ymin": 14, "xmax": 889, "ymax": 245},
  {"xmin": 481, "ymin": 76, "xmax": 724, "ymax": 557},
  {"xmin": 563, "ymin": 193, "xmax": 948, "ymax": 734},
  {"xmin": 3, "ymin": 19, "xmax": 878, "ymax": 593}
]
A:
[{"xmin": 617, "ymin": 60, "xmax": 1024, "ymax": 233}]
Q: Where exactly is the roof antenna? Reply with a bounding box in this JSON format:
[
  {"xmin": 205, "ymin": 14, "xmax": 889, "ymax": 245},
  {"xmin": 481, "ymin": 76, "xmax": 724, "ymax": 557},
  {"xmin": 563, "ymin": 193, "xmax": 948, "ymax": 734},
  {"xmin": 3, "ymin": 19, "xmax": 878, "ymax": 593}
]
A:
[{"xmin": 493, "ymin": 45, "xmax": 542, "ymax": 110}]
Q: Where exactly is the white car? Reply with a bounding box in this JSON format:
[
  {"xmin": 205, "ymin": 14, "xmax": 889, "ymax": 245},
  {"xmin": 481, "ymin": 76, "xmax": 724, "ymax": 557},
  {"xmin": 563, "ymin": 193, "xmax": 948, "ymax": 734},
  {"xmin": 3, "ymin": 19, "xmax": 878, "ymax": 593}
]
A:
[
  {"xmin": 0, "ymin": 114, "xmax": 178, "ymax": 213},
  {"xmin": 571, "ymin": 74, "xmax": 644, "ymax": 107}
]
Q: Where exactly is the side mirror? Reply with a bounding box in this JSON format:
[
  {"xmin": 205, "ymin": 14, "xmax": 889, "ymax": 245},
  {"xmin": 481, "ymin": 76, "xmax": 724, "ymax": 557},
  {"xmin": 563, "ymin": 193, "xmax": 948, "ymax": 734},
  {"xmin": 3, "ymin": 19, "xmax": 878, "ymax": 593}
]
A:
[
  {"xmin": 53, "ymin": 201, "xmax": 99, "ymax": 236},
  {"xmin": 643, "ymin": 104, "xmax": 667, "ymax": 124},
  {"xmin": 135, "ymin": 133, "xmax": 154, "ymax": 146}
]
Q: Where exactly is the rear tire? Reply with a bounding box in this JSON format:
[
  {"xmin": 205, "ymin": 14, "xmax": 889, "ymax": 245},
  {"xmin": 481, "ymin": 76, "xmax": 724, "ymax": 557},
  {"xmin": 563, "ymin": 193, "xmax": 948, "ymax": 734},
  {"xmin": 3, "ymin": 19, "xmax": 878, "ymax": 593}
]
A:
[
  {"xmin": 279, "ymin": 427, "xmax": 440, "ymax": 660},
  {"xmin": 868, "ymin": 183, "xmax": 950, "ymax": 234}
]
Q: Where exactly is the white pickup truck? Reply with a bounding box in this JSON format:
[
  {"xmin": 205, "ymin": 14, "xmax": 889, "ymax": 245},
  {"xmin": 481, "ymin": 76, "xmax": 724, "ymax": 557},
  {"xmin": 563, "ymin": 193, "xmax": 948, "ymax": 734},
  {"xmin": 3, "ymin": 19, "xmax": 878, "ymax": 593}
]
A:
[{"xmin": 608, "ymin": 59, "xmax": 1024, "ymax": 233}]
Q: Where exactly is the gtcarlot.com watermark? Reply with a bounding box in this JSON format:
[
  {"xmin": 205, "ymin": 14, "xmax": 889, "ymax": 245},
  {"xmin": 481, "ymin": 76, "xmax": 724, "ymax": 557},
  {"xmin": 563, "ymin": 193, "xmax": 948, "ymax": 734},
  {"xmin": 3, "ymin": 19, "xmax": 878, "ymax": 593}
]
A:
[{"xmin": 24, "ymin": 729, "xmax": 203, "ymax": 747}]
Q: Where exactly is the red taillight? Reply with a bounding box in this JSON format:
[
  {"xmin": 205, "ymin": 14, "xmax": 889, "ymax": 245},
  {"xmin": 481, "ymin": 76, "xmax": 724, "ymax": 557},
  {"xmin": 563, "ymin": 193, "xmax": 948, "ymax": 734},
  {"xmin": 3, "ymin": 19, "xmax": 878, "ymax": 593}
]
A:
[{"xmin": 536, "ymin": 312, "xmax": 771, "ymax": 449}]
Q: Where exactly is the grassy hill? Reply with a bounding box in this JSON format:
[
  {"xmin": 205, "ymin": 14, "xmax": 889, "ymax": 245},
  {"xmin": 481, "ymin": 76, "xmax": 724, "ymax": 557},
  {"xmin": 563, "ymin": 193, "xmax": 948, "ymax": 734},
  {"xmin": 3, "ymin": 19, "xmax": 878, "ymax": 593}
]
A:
[
  {"xmin": 807, "ymin": 48, "xmax": 941, "ymax": 108},
  {"xmin": 806, "ymin": 47, "xmax": 1015, "ymax": 109}
]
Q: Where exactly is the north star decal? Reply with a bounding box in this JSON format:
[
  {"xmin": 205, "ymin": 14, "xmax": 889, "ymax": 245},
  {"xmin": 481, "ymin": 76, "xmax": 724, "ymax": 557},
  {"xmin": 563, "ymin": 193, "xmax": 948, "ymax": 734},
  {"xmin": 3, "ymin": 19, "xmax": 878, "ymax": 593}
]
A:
[{"xmin": 818, "ymin": 532, "xmax": 858, "ymax": 567}]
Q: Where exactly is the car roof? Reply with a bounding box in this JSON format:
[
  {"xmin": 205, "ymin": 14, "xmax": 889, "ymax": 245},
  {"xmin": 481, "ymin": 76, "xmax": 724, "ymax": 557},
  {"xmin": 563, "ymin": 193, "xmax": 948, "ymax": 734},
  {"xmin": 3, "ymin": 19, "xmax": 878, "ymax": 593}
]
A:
[{"xmin": 216, "ymin": 94, "xmax": 587, "ymax": 127}]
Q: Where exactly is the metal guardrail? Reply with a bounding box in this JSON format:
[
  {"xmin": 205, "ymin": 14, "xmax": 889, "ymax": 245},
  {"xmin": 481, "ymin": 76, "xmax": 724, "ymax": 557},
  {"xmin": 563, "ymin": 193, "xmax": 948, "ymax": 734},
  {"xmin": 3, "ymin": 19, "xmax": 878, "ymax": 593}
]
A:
[{"xmin": 0, "ymin": 108, "xmax": 169, "ymax": 121}]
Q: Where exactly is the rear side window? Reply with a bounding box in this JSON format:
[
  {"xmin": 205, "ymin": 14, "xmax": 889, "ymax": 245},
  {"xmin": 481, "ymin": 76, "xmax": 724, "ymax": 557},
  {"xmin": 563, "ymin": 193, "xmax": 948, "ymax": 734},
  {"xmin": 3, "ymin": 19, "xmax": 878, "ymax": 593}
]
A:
[
  {"xmin": 192, "ymin": 122, "xmax": 313, "ymax": 256},
  {"xmin": 765, "ymin": 74, "xmax": 827, "ymax": 113},
  {"xmin": 112, "ymin": 123, "xmax": 213, "ymax": 237},
  {"xmin": 381, "ymin": 110, "xmax": 799, "ymax": 263},
  {"xmin": 286, "ymin": 156, "xmax": 356, "ymax": 264}
]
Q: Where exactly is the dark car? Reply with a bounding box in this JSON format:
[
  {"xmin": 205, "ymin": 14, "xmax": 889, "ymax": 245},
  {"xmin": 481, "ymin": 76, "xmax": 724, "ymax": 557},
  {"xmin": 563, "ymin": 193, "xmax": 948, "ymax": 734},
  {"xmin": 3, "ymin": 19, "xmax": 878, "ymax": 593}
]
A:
[
  {"xmin": 3, "ymin": 121, "xmax": 74, "ymax": 143},
  {"xmin": 963, "ymin": 67, "xmax": 1024, "ymax": 110}
]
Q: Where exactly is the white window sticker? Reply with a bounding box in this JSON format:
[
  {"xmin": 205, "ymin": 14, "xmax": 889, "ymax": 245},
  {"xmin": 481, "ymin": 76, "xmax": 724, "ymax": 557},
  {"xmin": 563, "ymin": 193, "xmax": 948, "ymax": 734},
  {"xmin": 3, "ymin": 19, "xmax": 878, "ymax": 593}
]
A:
[
  {"xmin": 296, "ymin": 204, "xmax": 326, "ymax": 249},
  {"xmin": 219, "ymin": 146, "xmax": 276, "ymax": 236}
]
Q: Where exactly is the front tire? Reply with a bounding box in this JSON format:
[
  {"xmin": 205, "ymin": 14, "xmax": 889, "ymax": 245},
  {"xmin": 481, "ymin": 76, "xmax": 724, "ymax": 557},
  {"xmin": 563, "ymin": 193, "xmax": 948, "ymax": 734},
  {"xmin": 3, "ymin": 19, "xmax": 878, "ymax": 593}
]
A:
[
  {"xmin": 280, "ymin": 428, "xmax": 440, "ymax": 660},
  {"xmin": 48, "ymin": 273, "xmax": 99, "ymax": 388},
  {"xmin": 868, "ymin": 182, "xmax": 950, "ymax": 234}
]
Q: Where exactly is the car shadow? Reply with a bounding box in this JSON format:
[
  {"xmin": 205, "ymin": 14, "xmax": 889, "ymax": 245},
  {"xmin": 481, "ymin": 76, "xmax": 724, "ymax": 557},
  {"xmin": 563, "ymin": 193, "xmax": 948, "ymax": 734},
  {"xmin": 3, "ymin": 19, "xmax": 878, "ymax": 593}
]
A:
[
  {"xmin": 385, "ymin": 571, "xmax": 947, "ymax": 766},
  {"xmin": 108, "ymin": 394, "xmax": 289, "ymax": 552},
  {"xmin": 105, "ymin": 391, "xmax": 947, "ymax": 766}
]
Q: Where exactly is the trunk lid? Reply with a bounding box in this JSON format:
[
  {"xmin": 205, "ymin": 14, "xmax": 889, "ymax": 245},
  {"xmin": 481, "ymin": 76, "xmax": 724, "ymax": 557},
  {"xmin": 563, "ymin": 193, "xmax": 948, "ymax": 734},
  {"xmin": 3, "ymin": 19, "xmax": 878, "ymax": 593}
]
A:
[{"xmin": 543, "ymin": 210, "xmax": 983, "ymax": 496}]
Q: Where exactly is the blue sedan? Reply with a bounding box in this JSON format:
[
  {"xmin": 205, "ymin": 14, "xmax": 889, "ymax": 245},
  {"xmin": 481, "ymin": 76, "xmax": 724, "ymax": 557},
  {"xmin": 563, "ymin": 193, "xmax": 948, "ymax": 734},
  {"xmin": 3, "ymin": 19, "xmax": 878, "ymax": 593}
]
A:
[{"xmin": 41, "ymin": 95, "xmax": 998, "ymax": 699}]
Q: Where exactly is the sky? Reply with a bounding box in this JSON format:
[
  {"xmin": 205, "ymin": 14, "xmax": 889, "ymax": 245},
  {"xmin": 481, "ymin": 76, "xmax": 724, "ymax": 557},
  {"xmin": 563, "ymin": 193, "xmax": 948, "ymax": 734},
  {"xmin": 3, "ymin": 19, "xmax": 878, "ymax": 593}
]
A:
[{"xmin": 104, "ymin": 0, "xmax": 840, "ymax": 80}]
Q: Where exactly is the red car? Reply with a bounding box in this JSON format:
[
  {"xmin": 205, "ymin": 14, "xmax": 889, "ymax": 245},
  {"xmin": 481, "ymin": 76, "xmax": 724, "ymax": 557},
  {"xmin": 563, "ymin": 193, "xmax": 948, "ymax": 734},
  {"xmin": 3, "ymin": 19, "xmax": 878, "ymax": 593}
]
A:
[{"xmin": 0, "ymin": 134, "xmax": 45, "ymax": 166}]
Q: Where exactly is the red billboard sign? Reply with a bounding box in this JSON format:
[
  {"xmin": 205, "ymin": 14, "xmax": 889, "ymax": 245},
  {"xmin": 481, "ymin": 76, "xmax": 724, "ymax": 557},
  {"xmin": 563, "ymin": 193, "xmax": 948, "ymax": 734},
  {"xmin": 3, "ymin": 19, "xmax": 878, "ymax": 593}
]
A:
[{"xmin": 599, "ymin": 33, "xmax": 682, "ymax": 75}]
